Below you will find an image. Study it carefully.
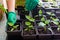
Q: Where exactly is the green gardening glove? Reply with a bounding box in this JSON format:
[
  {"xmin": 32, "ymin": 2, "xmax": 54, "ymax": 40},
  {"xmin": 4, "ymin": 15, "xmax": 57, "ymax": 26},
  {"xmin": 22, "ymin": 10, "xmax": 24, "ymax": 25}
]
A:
[{"xmin": 7, "ymin": 12, "xmax": 17, "ymax": 26}]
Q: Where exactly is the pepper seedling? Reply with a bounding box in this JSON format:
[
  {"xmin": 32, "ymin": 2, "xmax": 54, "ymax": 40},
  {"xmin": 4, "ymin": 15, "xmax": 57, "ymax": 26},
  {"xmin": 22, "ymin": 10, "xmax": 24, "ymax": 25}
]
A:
[
  {"xmin": 47, "ymin": 12, "xmax": 60, "ymax": 31},
  {"xmin": 25, "ymin": 21, "xmax": 34, "ymax": 31},
  {"xmin": 39, "ymin": 10, "xmax": 43, "ymax": 16},
  {"xmin": 8, "ymin": 22, "xmax": 19, "ymax": 31},
  {"xmin": 38, "ymin": 22, "xmax": 47, "ymax": 31},
  {"xmin": 46, "ymin": 12, "xmax": 55, "ymax": 16},
  {"xmin": 25, "ymin": 15, "xmax": 35, "ymax": 22}
]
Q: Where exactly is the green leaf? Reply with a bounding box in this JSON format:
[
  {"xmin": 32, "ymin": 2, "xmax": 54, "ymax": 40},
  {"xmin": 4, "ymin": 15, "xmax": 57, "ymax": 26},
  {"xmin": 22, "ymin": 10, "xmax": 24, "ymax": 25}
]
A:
[
  {"xmin": 45, "ymin": 20, "xmax": 50, "ymax": 24},
  {"xmin": 24, "ymin": 28, "xmax": 28, "ymax": 31},
  {"xmin": 51, "ymin": 13, "xmax": 55, "ymax": 16},
  {"xmin": 41, "ymin": 17, "xmax": 45, "ymax": 21},
  {"xmin": 29, "ymin": 25, "xmax": 33, "ymax": 29},
  {"xmin": 38, "ymin": 22, "xmax": 46, "ymax": 27},
  {"xmin": 58, "ymin": 25, "xmax": 60, "ymax": 28},
  {"xmin": 53, "ymin": 18, "xmax": 59, "ymax": 22},
  {"xmin": 39, "ymin": 10, "xmax": 42, "ymax": 16},
  {"xmin": 25, "ymin": 21, "xmax": 31, "ymax": 26},
  {"xmin": 46, "ymin": 12, "xmax": 51, "ymax": 15},
  {"xmin": 10, "ymin": 28, "xmax": 14, "ymax": 31},
  {"xmin": 34, "ymin": 15, "xmax": 38, "ymax": 17},
  {"xmin": 57, "ymin": 28, "xmax": 60, "ymax": 31},
  {"xmin": 53, "ymin": 21, "xmax": 59, "ymax": 25},
  {"xmin": 29, "ymin": 18, "xmax": 35, "ymax": 22},
  {"xmin": 25, "ymin": 15, "xmax": 35, "ymax": 22},
  {"xmin": 25, "ymin": 15, "xmax": 31, "ymax": 19},
  {"xmin": 13, "ymin": 25, "xmax": 19, "ymax": 29},
  {"xmin": 8, "ymin": 22, "xmax": 14, "ymax": 26}
]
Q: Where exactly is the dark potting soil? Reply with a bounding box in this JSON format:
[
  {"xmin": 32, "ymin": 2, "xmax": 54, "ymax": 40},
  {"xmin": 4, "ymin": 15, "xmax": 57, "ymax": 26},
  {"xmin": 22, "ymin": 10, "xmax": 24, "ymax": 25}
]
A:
[
  {"xmin": 38, "ymin": 28, "xmax": 52, "ymax": 34},
  {"xmin": 23, "ymin": 29, "xmax": 36, "ymax": 35}
]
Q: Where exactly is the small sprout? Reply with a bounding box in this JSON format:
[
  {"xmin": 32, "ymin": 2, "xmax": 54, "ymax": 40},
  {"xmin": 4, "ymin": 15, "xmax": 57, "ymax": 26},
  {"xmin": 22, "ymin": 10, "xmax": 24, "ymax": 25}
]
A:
[
  {"xmin": 53, "ymin": 18, "xmax": 59, "ymax": 22},
  {"xmin": 24, "ymin": 25, "xmax": 33, "ymax": 31},
  {"xmin": 29, "ymin": 25, "xmax": 33, "ymax": 29},
  {"xmin": 25, "ymin": 15, "xmax": 31, "ymax": 20},
  {"xmin": 10, "ymin": 25, "xmax": 19, "ymax": 31},
  {"xmin": 48, "ymin": 28, "xmax": 54, "ymax": 34},
  {"xmin": 45, "ymin": 20, "xmax": 50, "ymax": 25},
  {"xmin": 24, "ymin": 28, "xmax": 28, "ymax": 31},
  {"xmin": 8, "ymin": 22, "xmax": 14, "ymax": 26},
  {"xmin": 38, "ymin": 22, "xmax": 46, "ymax": 27},
  {"xmin": 11, "ymin": 28, "xmax": 14, "ymax": 31},
  {"xmin": 30, "ymin": 18, "xmax": 35, "ymax": 22},
  {"xmin": 52, "ymin": 21, "xmax": 59, "ymax": 25},
  {"xmin": 51, "ymin": 13, "xmax": 55, "ymax": 16},
  {"xmin": 57, "ymin": 25, "xmax": 60, "ymax": 31},
  {"xmin": 13, "ymin": 25, "xmax": 19, "ymax": 29},
  {"xmin": 25, "ymin": 15, "xmax": 35, "ymax": 22},
  {"xmin": 25, "ymin": 21, "xmax": 31, "ymax": 26},
  {"xmin": 34, "ymin": 15, "xmax": 39, "ymax": 18},
  {"xmin": 43, "ymin": 15, "xmax": 46, "ymax": 17},
  {"xmin": 58, "ymin": 25, "xmax": 60, "ymax": 28},
  {"xmin": 46, "ymin": 12, "xmax": 55, "ymax": 16},
  {"xmin": 57, "ymin": 28, "xmax": 60, "ymax": 31},
  {"xmin": 41, "ymin": 17, "xmax": 45, "ymax": 21},
  {"xmin": 39, "ymin": 10, "xmax": 42, "ymax": 16},
  {"xmin": 46, "ymin": 12, "xmax": 51, "ymax": 15}
]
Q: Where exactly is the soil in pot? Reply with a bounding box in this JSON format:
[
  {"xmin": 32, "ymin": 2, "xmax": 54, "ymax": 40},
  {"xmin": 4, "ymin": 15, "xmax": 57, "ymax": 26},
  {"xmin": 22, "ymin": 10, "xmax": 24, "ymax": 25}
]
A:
[
  {"xmin": 37, "ymin": 27, "xmax": 52, "ymax": 34},
  {"xmin": 22, "ymin": 21, "xmax": 35, "ymax": 35},
  {"xmin": 21, "ymin": 21, "xmax": 36, "ymax": 40},
  {"xmin": 22, "ymin": 28, "xmax": 36, "ymax": 40},
  {"xmin": 7, "ymin": 21, "xmax": 20, "ymax": 32},
  {"xmin": 49, "ymin": 22, "xmax": 58, "ymax": 29},
  {"xmin": 23, "ymin": 28, "xmax": 36, "ymax": 35}
]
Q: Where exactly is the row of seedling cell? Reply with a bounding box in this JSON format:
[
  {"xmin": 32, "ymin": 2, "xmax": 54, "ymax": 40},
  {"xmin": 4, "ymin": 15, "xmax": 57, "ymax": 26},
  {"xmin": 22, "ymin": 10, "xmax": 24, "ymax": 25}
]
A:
[{"xmin": 20, "ymin": 9, "xmax": 60, "ymax": 40}]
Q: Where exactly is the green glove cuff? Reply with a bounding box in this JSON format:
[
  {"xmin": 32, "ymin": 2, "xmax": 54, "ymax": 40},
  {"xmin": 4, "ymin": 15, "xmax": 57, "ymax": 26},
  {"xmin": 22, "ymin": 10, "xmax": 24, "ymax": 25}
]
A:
[{"xmin": 8, "ymin": 12, "xmax": 17, "ymax": 26}]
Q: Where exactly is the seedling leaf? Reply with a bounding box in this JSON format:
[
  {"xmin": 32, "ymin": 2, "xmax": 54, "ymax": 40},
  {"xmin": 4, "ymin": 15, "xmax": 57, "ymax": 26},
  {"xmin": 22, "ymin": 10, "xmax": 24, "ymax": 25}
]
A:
[
  {"xmin": 25, "ymin": 21, "xmax": 31, "ymax": 26},
  {"xmin": 39, "ymin": 10, "xmax": 42, "ymax": 16},
  {"xmin": 41, "ymin": 17, "xmax": 45, "ymax": 21},
  {"xmin": 45, "ymin": 20, "xmax": 50, "ymax": 24},
  {"xmin": 38, "ymin": 22, "xmax": 46, "ymax": 27}
]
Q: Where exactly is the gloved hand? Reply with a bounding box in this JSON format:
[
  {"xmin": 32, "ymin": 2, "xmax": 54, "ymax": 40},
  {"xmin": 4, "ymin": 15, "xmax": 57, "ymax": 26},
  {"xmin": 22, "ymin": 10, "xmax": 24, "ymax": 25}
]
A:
[{"xmin": 7, "ymin": 12, "xmax": 17, "ymax": 26}]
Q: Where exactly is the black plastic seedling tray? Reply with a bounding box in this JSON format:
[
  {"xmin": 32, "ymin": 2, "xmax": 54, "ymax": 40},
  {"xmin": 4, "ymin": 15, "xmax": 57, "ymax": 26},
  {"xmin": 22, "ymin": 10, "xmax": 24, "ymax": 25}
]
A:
[{"xmin": 7, "ymin": 7, "xmax": 60, "ymax": 40}]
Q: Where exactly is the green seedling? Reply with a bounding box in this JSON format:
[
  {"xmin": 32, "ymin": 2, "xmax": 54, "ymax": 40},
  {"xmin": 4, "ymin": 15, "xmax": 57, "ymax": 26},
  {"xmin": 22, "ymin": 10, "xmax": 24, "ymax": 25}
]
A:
[
  {"xmin": 39, "ymin": 10, "xmax": 43, "ymax": 16},
  {"xmin": 41, "ymin": 17, "xmax": 45, "ymax": 22},
  {"xmin": 25, "ymin": 21, "xmax": 34, "ymax": 31},
  {"xmin": 45, "ymin": 20, "xmax": 50, "ymax": 25},
  {"xmin": 38, "ymin": 22, "xmax": 46, "ymax": 31},
  {"xmin": 52, "ymin": 21, "xmax": 59, "ymax": 25},
  {"xmin": 11, "ymin": 25, "xmax": 19, "ymax": 31},
  {"xmin": 46, "ymin": 12, "xmax": 51, "ymax": 15},
  {"xmin": 51, "ymin": 18, "xmax": 59, "ymax": 22},
  {"xmin": 38, "ymin": 22, "xmax": 46, "ymax": 27},
  {"xmin": 8, "ymin": 22, "xmax": 14, "ymax": 26},
  {"xmin": 25, "ymin": 15, "xmax": 35, "ymax": 22},
  {"xmin": 25, "ymin": 21, "xmax": 31, "ymax": 26},
  {"xmin": 8, "ymin": 22, "xmax": 19, "ymax": 31},
  {"xmin": 46, "ymin": 12, "xmax": 55, "ymax": 16},
  {"xmin": 57, "ymin": 25, "xmax": 60, "ymax": 31}
]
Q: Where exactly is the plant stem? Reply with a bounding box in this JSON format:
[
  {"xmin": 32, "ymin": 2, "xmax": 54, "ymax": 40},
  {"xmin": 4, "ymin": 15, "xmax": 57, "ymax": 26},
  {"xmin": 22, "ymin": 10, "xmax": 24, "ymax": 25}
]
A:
[
  {"xmin": 11, "ymin": 28, "xmax": 14, "ymax": 31},
  {"xmin": 29, "ymin": 11, "xmax": 32, "ymax": 17}
]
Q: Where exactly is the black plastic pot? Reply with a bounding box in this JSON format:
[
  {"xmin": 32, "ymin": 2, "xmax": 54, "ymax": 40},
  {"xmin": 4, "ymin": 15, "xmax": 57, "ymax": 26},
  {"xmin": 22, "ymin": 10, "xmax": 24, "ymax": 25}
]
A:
[
  {"xmin": 34, "ymin": 20, "xmax": 53, "ymax": 40},
  {"xmin": 7, "ymin": 20, "xmax": 22, "ymax": 35},
  {"xmin": 21, "ymin": 20, "xmax": 37, "ymax": 40}
]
